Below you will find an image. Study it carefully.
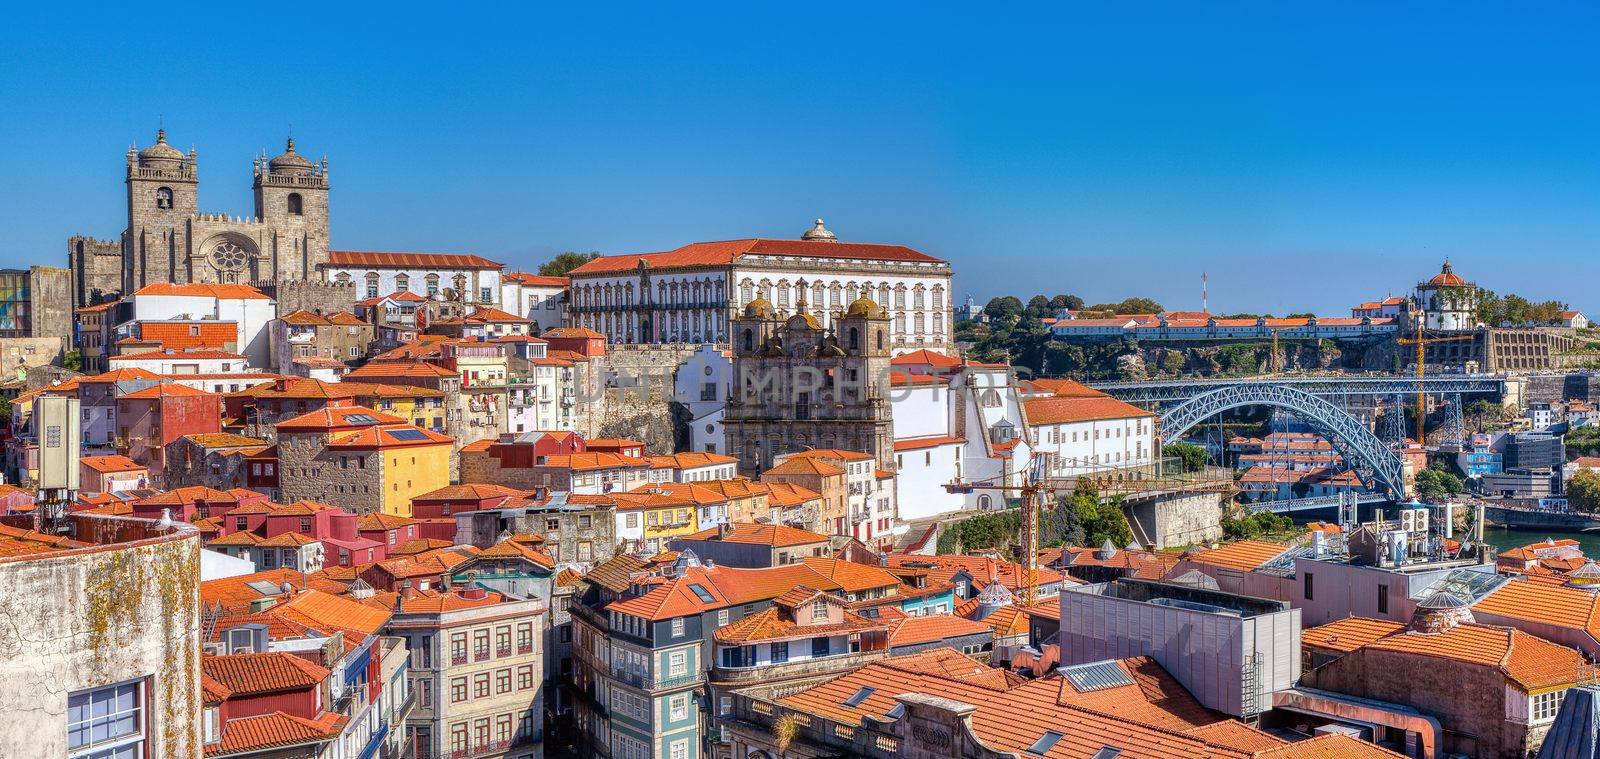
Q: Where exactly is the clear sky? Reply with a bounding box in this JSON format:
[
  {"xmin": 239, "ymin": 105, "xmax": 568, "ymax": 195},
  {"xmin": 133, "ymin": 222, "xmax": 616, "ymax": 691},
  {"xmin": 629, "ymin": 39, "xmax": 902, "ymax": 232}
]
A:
[{"xmin": 4, "ymin": 2, "xmax": 1597, "ymax": 315}]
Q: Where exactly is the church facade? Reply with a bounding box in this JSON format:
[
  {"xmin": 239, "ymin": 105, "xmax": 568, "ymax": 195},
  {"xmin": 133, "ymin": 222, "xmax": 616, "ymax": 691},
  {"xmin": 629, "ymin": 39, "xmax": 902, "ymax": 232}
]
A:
[
  {"xmin": 69, "ymin": 130, "xmax": 330, "ymax": 309},
  {"xmin": 723, "ymin": 289, "xmax": 894, "ymax": 476}
]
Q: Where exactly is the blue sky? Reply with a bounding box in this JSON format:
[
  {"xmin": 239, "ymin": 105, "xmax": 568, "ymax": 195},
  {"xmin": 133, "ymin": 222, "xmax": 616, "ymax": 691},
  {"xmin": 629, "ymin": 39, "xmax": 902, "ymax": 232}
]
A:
[{"xmin": 3, "ymin": 2, "xmax": 1597, "ymax": 315}]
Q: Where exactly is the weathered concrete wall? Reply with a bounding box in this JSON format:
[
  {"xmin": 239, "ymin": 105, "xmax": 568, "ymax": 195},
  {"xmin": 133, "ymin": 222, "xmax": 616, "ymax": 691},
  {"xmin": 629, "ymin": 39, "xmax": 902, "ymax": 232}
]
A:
[
  {"xmin": 29, "ymin": 265, "xmax": 73, "ymax": 352},
  {"xmin": 1127, "ymin": 490, "xmax": 1224, "ymax": 549},
  {"xmin": 0, "ymin": 523, "xmax": 202, "ymax": 759}
]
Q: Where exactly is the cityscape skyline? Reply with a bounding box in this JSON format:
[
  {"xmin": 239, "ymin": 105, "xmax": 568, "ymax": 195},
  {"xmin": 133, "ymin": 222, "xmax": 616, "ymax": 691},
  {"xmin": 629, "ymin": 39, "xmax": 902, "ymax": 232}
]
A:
[{"xmin": 5, "ymin": 3, "xmax": 1598, "ymax": 317}]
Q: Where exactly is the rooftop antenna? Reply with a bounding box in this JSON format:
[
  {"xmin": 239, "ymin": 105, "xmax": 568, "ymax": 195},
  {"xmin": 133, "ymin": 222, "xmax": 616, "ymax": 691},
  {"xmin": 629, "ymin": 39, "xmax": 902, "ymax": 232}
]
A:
[{"xmin": 1201, "ymin": 272, "xmax": 1209, "ymax": 314}]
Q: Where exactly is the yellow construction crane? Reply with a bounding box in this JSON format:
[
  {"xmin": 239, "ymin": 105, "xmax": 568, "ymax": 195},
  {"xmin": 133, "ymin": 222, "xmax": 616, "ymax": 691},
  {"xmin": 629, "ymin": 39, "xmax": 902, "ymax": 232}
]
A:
[{"xmin": 1396, "ymin": 328, "xmax": 1476, "ymax": 446}]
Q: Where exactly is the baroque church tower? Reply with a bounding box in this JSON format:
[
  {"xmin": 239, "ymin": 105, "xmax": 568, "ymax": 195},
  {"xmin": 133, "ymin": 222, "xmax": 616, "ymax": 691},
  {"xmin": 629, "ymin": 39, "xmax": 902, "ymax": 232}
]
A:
[{"xmin": 724, "ymin": 282, "xmax": 894, "ymax": 476}]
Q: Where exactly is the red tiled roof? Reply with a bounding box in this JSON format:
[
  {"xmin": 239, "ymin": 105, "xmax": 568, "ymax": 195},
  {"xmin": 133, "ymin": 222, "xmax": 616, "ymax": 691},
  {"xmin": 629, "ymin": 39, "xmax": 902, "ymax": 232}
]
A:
[
  {"xmin": 206, "ymin": 711, "xmax": 344, "ymax": 756},
  {"xmin": 329, "ymin": 250, "xmax": 503, "ymax": 269},
  {"xmin": 885, "ymin": 613, "xmax": 992, "ymax": 646},
  {"xmin": 80, "ymin": 454, "xmax": 145, "ymax": 473},
  {"xmin": 1023, "ymin": 395, "xmax": 1153, "ymax": 425},
  {"xmin": 131, "ymin": 282, "xmax": 270, "ymax": 299},
  {"xmin": 569, "ymin": 238, "xmax": 944, "ymax": 275},
  {"xmin": 893, "ymin": 435, "xmax": 964, "ymax": 452},
  {"xmin": 276, "ymin": 405, "xmax": 406, "ymax": 431},
  {"xmin": 890, "ymin": 349, "xmax": 963, "ymax": 369},
  {"xmin": 201, "ymin": 652, "xmax": 328, "ymax": 696},
  {"xmin": 120, "ymin": 382, "xmax": 219, "ymax": 399},
  {"xmin": 111, "ymin": 348, "xmax": 246, "ymax": 362},
  {"xmin": 681, "ymin": 522, "xmax": 829, "ymax": 547}
]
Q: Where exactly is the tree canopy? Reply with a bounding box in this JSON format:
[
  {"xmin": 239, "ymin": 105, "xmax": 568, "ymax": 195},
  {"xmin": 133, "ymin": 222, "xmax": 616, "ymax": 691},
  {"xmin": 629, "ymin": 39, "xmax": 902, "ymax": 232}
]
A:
[
  {"xmin": 538, "ymin": 251, "xmax": 600, "ymax": 277},
  {"xmin": 1569, "ymin": 469, "xmax": 1600, "ymax": 513}
]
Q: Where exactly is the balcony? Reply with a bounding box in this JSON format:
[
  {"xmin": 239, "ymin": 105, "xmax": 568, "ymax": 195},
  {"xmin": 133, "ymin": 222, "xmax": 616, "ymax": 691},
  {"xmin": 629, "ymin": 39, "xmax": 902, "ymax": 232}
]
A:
[
  {"xmin": 711, "ymin": 650, "xmax": 888, "ymax": 686},
  {"xmin": 496, "ymin": 646, "xmax": 512, "ymax": 659},
  {"xmin": 474, "ymin": 650, "xmax": 490, "ymax": 663},
  {"xmin": 446, "ymin": 735, "xmax": 538, "ymax": 759},
  {"xmin": 517, "ymin": 643, "xmax": 534, "ymax": 655},
  {"xmin": 451, "ymin": 653, "xmax": 468, "ymax": 666}
]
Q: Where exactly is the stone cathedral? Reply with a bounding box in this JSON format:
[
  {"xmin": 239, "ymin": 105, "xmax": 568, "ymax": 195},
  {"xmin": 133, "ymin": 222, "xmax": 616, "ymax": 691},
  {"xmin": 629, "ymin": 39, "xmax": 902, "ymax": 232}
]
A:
[{"xmin": 68, "ymin": 129, "xmax": 330, "ymax": 308}]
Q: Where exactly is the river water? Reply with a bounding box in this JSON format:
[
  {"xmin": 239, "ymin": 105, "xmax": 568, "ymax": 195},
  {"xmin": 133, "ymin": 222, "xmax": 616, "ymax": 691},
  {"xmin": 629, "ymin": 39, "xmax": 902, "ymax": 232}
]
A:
[{"xmin": 1481, "ymin": 526, "xmax": 1600, "ymax": 556}]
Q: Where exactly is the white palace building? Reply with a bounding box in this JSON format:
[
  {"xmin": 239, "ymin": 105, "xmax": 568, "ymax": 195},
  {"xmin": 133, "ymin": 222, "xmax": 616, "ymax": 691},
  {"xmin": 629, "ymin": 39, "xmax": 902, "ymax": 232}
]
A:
[{"xmin": 564, "ymin": 220, "xmax": 954, "ymax": 353}]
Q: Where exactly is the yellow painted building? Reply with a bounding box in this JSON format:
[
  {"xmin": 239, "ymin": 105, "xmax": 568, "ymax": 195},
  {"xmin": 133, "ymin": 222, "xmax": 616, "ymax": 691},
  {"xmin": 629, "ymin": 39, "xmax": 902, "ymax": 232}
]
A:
[{"xmin": 616, "ymin": 491, "xmax": 698, "ymax": 553}]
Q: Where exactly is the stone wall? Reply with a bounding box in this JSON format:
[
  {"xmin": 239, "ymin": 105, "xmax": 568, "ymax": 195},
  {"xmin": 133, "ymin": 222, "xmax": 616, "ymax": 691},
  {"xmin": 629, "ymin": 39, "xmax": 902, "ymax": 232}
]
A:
[
  {"xmin": 67, "ymin": 236, "xmax": 123, "ymax": 310},
  {"xmin": 28, "ymin": 266, "xmax": 73, "ymax": 351},
  {"xmin": 1526, "ymin": 372, "xmax": 1600, "ymax": 405},
  {"xmin": 259, "ymin": 280, "xmax": 356, "ymax": 316},
  {"xmin": 1126, "ymin": 490, "xmax": 1224, "ymax": 549},
  {"xmin": 593, "ymin": 344, "xmax": 706, "ymax": 452}
]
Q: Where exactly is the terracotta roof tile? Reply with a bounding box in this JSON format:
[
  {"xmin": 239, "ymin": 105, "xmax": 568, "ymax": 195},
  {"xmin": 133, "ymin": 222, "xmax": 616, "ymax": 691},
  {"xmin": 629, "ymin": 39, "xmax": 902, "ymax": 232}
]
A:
[
  {"xmin": 201, "ymin": 652, "xmax": 328, "ymax": 695},
  {"xmin": 206, "ymin": 710, "xmax": 344, "ymax": 756},
  {"xmin": 885, "ymin": 613, "xmax": 992, "ymax": 646},
  {"xmin": 681, "ymin": 522, "xmax": 829, "ymax": 548},
  {"xmin": 1361, "ymin": 622, "xmax": 1584, "ymax": 692},
  {"xmin": 568, "ymin": 238, "xmax": 944, "ymax": 276},
  {"xmin": 329, "ymin": 250, "xmax": 503, "ymax": 269},
  {"xmin": 1301, "ymin": 617, "xmax": 1405, "ymax": 654}
]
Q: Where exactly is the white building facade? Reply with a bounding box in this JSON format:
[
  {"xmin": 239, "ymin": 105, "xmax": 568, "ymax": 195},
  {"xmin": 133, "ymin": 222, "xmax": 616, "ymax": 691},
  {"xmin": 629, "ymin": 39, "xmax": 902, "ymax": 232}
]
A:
[
  {"xmin": 119, "ymin": 283, "xmax": 277, "ymax": 368},
  {"xmin": 565, "ymin": 221, "xmax": 953, "ymax": 354},
  {"xmin": 322, "ymin": 250, "xmax": 505, "ymax": 305},
  {"xmin": 499, "ymin": 273, "xmax": 568, "ymax": 333}
]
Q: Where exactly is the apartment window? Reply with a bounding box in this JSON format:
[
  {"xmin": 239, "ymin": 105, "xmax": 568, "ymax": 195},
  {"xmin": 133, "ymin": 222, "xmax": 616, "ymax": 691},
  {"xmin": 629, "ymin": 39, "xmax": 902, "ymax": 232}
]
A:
[
  {"xmin": 669, "ymin": 693, "xmax": 689, "ymax": 721},
  {"xmin": 670, "ymin": 617, "xmax": 685, "ymax": 637},
  {"xmin": 668, "ymin": 650, "xmax": 688, "ymax": 677},
  {"xmin": 516, "ymin": 623, "xmax": 533, "ymax": 653},
  {"xmin": 812, "ymin": 599, "xmax": 828, "ymax": 621},
  {"xmin": 473, "ymin": 630, "xmax": 490, "ymax": 660},
  {"xmin": 670, "ymin": 738, "xmax": 689, "ymax": 759},
  {"xmin": 473, "ymin": 673, "xmax": 489, "ymax": 698},
  {"xmin": 450, "ymin": 632, "xmax": 467, "ymax": 663},
  {"xmin": 717, "ymin": 609, "xmax": 729, "ymax": 627},
  {"xmin": 1377, "ymin": 584, "xmax": 1389, "ymax": 614},
  {"xmin": 771, "ymin": 640, "xmax": 789, "ymax": 664},
  {"xmin": 450, "ymin": 677, "xmax": 467, "ymax": 703},
  {"xmin": 1303, "ymin": 572, "xmax": 1314, "ymax": 601},
  {"xmin": 203, "ymin": 705, "xmax": 219, "ymax": 745},
  {"xmin": 495, "ymin": 669, "xmax": 511, "ymax": 694},
  {"xmin": 1534, "ymin": 691, "xmax": 1566, "ymax": 723},
  {"xmin": 517, "ymin": 665, "xmax": 534, "ymax": 690},
  {"xmin": 234, "ymin": 516, "xmax": 248, "ymax": 531},
  {"xmin": 68, "ymin": 680, "xmax": 144, "ymax": 759},
  {"xmin": 495, "ymin": 625, "xmax": 511, "ymax": 656}
]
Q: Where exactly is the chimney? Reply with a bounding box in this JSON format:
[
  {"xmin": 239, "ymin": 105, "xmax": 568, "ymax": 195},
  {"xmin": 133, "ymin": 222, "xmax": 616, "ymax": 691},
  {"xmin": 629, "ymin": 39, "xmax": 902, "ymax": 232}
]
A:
[{"xmin": 717, "ymin": 522, "xmax": 733, "ymax": 540}]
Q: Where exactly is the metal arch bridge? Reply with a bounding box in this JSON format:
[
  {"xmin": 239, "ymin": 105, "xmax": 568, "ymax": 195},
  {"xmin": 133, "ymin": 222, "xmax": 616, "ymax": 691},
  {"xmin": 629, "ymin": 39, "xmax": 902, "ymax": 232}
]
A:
[
  {"xmin": 1088, "ymin": 374, "xmax": 1506, "ymax": 404},
  {"xmin": 1158, "ymin": 384, "xmax": 1410, "ymax": 499}
]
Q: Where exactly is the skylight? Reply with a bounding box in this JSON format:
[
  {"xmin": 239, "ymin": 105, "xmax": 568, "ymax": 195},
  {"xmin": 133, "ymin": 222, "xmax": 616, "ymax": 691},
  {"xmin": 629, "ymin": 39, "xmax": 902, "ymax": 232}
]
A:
[
  {"xmin": 1091, "ymin": 748, "xmax": 1122, "ymax": 759},
  {"xmin": 386, "ymin": 428, "xmax": 430, "ymax": 441},
  {"xmin": 1060, "ymin": 660, "xmax": 1135, "ymax": 692},
  {"xmin": 346, "ymin": 413, "xmax": 378, "ymax": 424},
  {"xmin": 842, "ymin": 686, "xmax": 876, "ymax": 708},
  {"xmin": 688, "ymin": 584, "xmax": 715, "ymax": 603},
  {"xmin": 885, "ymin": 703, "xmax": 905, "ymax": 720},
  {"xmin": 1026, "ymin": 730, "xmax": 1064, "ymax": 756}
]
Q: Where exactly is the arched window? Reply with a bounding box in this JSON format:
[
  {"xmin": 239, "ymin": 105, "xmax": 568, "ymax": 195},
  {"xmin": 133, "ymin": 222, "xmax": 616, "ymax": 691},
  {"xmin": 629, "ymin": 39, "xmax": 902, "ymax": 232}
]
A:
[
  {"xmin": 425, "ymin": 274, "xmax": 440, "ymax": 297},
  {"xmin": 742, "ymin": 330, "xmax": 754, "ymax": 352},
  {"xmin": 978, "ymin": 495, "xmax": 992, "ymax": 510},
  {"xmin": 286, "ymin": 193, "xmax": 303, "ymax": 215},
  {"xmin": 334, "ymin": 272, "xmax": 351, "ymax": 287},
  {"xmin": 155, "ymin": 187, "xmax": 173, "ymax": 209},
  {"xmin": 395, "ymin": 274, "xmax": 411, "ymax": 292},
  {"xmin": 364, "ymin": 272, "xmax": 380, "ymax": 298},
  {"xmin": 849, "ymin": 327, "xmax": 860, "ymax": 351}
]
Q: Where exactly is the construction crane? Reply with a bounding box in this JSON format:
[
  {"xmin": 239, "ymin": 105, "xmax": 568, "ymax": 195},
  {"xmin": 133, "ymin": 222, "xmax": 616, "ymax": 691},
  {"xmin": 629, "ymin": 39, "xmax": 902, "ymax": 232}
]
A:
[
  {"xmin": 946, "ymin": 455, "xmax": 1056, "ymax": 606},
  {"xmin": 944, "ymin": 454, "xmax": 1226, "ymax": 605},
  {"xmin": 1396, "ymin": 327, "xmax": 1476, "ymax": 446}
]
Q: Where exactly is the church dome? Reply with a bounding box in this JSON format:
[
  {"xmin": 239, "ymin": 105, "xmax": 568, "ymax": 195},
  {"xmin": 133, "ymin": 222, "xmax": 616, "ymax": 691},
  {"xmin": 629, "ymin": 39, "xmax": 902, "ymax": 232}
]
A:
[
  {"xmin": 138, "ymin": 129, "xmax": 185, "ymax": 167},
  {"xmin": 843, "ymin": 296, "xmax": 884, "ymax": 319},
  {"xmin": 1426, "ymin": 261, "xmax": 1467, "ymax": 287},
  {"xmin": 785, "ymin": 312, "xmax": 821, "ymax": 331},
  {"xmin": 1409, "ymin": 589, "xmax": 1474, "ymax": 633},
  {"xmin": 801, "ymin": 218, "xmax": 837, "ymax": 242},
  {"xmin": 269, "ymin": 138, "xmax": 315, "ymax": 175},
  {"xmin": 743, "ymin": 297, "xmax": 775, "ymax": 319}
]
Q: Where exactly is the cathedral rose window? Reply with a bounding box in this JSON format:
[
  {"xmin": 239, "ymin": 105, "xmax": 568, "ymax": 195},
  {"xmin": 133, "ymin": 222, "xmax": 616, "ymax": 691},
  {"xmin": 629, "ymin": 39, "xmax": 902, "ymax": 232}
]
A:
[{"xmin": 208, "ymin": 242, "xmax": 250, "ymax": 278}]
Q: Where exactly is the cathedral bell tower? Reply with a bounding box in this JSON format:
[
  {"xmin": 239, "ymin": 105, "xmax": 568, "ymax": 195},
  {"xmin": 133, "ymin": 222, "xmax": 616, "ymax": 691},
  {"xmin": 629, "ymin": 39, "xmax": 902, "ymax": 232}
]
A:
[
  {"xmin": 253, "ymin": 137, "xmax": 330, "ymax": 282},
  {"xmin": 125, "ymin": 129, "xmax": 198, "ymax": 291}
]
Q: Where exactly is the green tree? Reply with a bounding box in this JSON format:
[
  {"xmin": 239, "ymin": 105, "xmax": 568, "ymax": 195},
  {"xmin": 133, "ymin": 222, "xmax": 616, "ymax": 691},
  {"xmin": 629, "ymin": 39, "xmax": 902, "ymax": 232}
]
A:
[
  {"xmin": 1049, "ymin": 294, "xmax": 1084, "ymax": 311},
  {"xmin": 1467, "ymin": 399, "xmax": 1501, "ymax": 432},
  {"xmin": 1163, "ymin": 442, "xmax": 1209, "ymax": 473},
  {"xmin": 1414, "ymin": 467, "xmax": 1464, "ymax": 502},
  {"xmin": 538, "ymin": 251, "xmax": 600, "ymax": 277},
  {"xmin": 1569, "ymin": 469, "xmax": 1600, "ymax": 513},
  {"xmin": 61, "ymin": 350, "xmax": 82, "ymax": 372},
  {"xmin": 983, "ymin": 296, "xmax": 1025, "ymax": 323},
  {"xmin": 1025, "ymin": 295, "xmax": 1052, "ymax": 319}
]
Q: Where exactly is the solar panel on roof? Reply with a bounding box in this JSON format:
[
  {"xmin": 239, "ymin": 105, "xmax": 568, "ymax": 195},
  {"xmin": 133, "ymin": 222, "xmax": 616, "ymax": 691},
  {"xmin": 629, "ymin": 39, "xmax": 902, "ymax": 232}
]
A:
[
  {"xmin": 1091, "ymin": 748, "xmax": 1123, "ymax": 759},
  {"xmin": 386, "ymin": 428, "xmax": 430, "ymax": 442},
  {"xmin": 1059, "ymin": 660, "xmax": 1135, "ymax": 692},
  {"xmin": 346, "ymin": 414, "xmax": 378, "ymax": 424},
  {"xmin": 842, "ymin": 686, "xmax": 875, "ymax": 707},
  {"xmin": 688, "ymin": 584, "xmax": 715, "ymax": 603},
  {"xmin": 246, "ymin": 580, "xmax": 283, "ymax": 596},
  {"xmin": 1026, "ymin": 731, "xmax": 1064, "ymax": 755}
]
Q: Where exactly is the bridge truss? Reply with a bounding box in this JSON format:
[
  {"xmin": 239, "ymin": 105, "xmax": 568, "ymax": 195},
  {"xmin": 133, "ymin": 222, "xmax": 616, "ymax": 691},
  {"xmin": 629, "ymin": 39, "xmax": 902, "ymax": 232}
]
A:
[
  {"xmin": 1091, "ymin": 375, "xmax": 1505, "ymax": 404},
  {"xmin": 1160, "ymin": 384, "xmax": 1409, "ymax": 499}
]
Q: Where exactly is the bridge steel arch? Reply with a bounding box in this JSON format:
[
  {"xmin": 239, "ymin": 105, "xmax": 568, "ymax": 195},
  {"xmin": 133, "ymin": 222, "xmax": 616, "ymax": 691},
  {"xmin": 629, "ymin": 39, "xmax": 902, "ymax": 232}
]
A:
[{"xmin": 1160, "ymin": 384, "xmax": 1407, "ymax": 499}]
